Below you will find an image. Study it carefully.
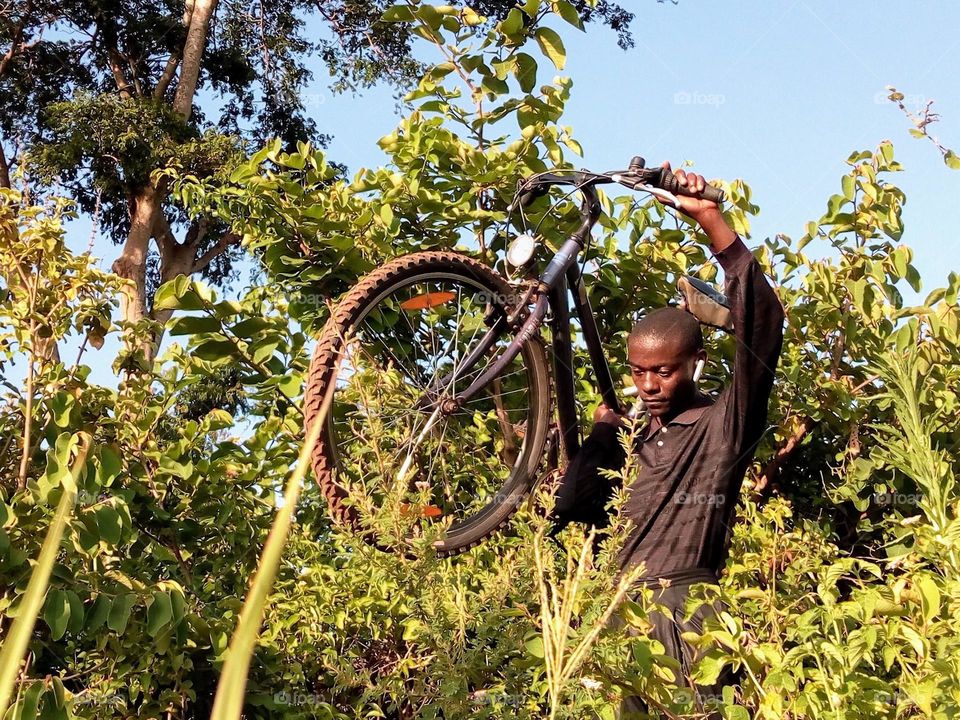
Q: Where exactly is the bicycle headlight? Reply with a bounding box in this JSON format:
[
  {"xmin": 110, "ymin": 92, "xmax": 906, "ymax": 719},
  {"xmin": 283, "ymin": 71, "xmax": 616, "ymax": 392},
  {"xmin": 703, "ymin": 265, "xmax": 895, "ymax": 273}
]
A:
[{"xmin": 507, "ymin": 232, "xmax": 536, "ymax": 268}]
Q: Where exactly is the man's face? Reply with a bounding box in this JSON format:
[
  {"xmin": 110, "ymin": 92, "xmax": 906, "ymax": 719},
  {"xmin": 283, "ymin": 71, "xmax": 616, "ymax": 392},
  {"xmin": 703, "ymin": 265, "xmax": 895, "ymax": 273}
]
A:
[{"xmin": 627, "ymin": 335, "xmax": 705, "ymax": 419}]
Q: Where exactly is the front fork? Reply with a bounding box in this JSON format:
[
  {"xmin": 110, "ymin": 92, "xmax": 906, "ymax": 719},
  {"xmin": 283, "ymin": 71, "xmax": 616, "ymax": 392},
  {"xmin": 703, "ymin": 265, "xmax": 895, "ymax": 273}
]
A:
[{"xmin": 435, "ymin": 257, "xmax": 621, "ymax": 465}]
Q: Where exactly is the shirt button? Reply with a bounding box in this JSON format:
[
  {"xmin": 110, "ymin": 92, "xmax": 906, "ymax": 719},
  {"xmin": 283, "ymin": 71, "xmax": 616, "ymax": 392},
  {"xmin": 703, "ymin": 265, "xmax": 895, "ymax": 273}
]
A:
[
  {"xmin": 657, "ymin": 440, "xmax": 664, "ymax": 447},
  {"xmin": 661, "ymin": 427, "xmax": 668, "ymax": 433}
]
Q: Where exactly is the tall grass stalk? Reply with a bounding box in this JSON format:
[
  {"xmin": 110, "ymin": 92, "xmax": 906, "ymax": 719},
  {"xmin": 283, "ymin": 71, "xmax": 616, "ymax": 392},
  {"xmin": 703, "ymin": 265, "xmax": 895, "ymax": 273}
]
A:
[
  {"xmin": 874, "ymin": 352, "xmax": 959, "ymax": 571},
  {"xmin": 209, "ymin": 364, "xmax": 339, "ymax": 720},
  {"xmin": 533, "ymin": 527, "xmax": 643, "ymax": 719},
  {"xmin": 0, "ymin": 432, "xmax": 91, "ymax": 716}
]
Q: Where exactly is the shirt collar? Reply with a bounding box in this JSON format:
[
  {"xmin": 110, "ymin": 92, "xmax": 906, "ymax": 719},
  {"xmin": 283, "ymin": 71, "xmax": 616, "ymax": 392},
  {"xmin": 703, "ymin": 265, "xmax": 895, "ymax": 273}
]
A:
[{"xmin": 642, "ymin": 393, "xmax": 714, "ymax": 439}]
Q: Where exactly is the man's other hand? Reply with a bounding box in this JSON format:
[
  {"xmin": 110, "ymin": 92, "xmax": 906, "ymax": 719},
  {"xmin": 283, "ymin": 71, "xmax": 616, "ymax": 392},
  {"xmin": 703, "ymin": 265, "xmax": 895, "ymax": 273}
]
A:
[
  {"xmin": 659, "ymin": 161, "xmax": 737, "ymax": 253},
  {"xmin": 594, "ymin": 403, "xmax": 623, "ymax": 425},
  {"xmin": 658, "ymin": 161, "xmax": 720, "ymax": 221}
]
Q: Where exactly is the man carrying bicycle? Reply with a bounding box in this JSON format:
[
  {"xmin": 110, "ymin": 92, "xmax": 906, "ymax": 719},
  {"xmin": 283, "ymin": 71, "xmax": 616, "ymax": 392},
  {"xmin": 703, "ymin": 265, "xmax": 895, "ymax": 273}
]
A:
[{"xmin": 551, "ymin": 163, "xmax": 786, "ymax": 717}]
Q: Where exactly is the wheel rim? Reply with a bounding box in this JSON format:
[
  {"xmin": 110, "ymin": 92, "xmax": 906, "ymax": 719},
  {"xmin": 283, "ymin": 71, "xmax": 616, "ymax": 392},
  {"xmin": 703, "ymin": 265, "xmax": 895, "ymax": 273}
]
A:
[{"xmin": 326, "ymin": 272, "xmax": 537, "ymax": 546}]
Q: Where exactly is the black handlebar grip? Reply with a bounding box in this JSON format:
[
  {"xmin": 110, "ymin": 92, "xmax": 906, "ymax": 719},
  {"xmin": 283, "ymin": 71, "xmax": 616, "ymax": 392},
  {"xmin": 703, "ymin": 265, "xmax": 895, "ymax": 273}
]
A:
[{"xmin": 655, "ymin": 168, "xmax": 725, "ymax": 204}]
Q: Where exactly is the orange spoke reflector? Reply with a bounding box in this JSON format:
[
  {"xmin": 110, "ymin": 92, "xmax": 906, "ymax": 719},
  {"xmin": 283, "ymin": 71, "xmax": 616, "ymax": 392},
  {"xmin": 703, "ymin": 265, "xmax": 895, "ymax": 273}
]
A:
[
  {"xmin": 400, "ymin": 291, "xmax": 456, "ymax": 311},
  {"xmin": 400, "ymin": 503, "xmax": 444, "ymax": 518}
]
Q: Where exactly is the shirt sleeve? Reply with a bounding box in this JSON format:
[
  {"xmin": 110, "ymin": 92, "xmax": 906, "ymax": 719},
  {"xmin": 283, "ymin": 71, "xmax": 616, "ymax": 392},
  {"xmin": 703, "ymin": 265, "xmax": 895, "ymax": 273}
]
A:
[
  {"xmin": 714, "ymin": 237, "xmax": 785, "ymax": 451},
  {"xmin": 549, "ymin": 421, "xmax": 625, "ymax": 532}
]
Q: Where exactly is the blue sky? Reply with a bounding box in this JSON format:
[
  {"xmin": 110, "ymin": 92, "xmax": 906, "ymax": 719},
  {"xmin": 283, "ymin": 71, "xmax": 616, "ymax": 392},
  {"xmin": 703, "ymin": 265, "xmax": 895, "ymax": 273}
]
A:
[
  {"xmin": 298, "ymin": 1, "xmax": 960, "ymax": 293},
  {"xmin": 62, "ymin": 1, "xmax": 959, "ymax": 380}
]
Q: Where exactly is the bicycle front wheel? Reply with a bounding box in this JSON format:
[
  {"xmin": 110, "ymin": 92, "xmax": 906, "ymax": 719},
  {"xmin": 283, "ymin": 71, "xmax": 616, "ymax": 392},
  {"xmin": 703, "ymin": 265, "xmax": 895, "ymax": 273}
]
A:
[{"xmin": 304, "ymin": 251, "xmax": 551, "ymax": 555}]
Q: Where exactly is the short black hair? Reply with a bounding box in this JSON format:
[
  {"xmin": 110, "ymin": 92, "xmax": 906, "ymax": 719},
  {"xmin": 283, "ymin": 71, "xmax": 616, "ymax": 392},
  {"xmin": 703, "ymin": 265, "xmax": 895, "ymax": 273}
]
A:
[{"xmin": 629, "ymin": 307, "xmax": 703, "ymax": 357}]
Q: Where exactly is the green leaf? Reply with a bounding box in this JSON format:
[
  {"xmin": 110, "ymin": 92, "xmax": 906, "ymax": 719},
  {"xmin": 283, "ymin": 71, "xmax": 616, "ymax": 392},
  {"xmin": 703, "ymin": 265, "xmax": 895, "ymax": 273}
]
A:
[
  {"xmin": 277, "ymin": 374, "xmax": 302, "ymax": 397},
  {"xmin": 515, "ymin": 53, "xmax": 538, "ymax": 94},
  {"xmin": 94, "ymin": 506, "xmax": 122, "ymax": 546},
  {"xmin": 401, "ymin": 619, "xmax": 423, "ymax": 641},
  {"xmin": 381, "ymin": 5, "xmax": 414, "ymax": 22},
  {"xmin": 168, "ymin": 315, "xmax": 222, "ymax": 336},
  {"xmin": 891, "ymin": 246, "xmax": 910, "ymax": 279},
  {"xmin": 416, "ymin": 4, "xmax": 442, "ymax": 30},
  {"xmin": 944, "ymin": 149, "xmax": 960, "ymax": 170},
  {"xmin": 554, "ymin": 0, "xmax": 583, "ymax": 30},
  {"xmin": 905, "ymin": 264, "xmax": 922, "ymax": 292},
  {"xmin": 841, "ymin": 174, "xmax": 856, "ymax": 200},
  {"xmin": 147, "ymin": 592, "xmax": 173, "ymax": 637},
  {"xmin": 501, "ymin": 8, "xmax": 523, "ymax": 35},
  {"xmin": 192, "ymin": 339, "xmax": 238, "ymax": 362},
  {"xmin": 49, "ymin": 393, "xmax": 74, "ymax": 429},
  {"xmin": 16, "ymin": 681, "xmax": 43, "ymax": 720},
  {"xmin": 65, "ymin": 591, "xmax": 84, "ymax": 634},
  {"xmin": 691, "ymin": 652, "xmax": 727, "ymax": 686},
  {"xmin": 535, "ymin": 27, "xmax": 566, "ymax": 70},
  {"xmin": 107, "ymin": 593, "xmax": 135, "ymax": 635},
  {"xmin": 482, "ymin": 75, "xmax": 510, "ymax": 96},
  {"xmin": 159, "ymin": 456, "xmax": 194, "ymax": 479},
  {"xmin": 50, "ymin": 677, "xmax": 65, "ymax": 709},
  {"xmin": 379, "ymin": 204, "xmax": 395, "ymax": 227},
  {"xmin": 524, "ymin": 635, "xmax": 544, "ymax": 658},
  {"xmin": 44, "ymin": 589, "xmax": 70, "ymax": 641},
  {"xmin": 879, "ymin": 140, "xmax": 895, "ymax": 164},
  {"xmin": 619, "ymin": 600, "xmax": 647, "ymax": 628},
  {"xmin": 170, "ymin": 590, "xmax": 186, "ymax": 625},
  {"xmin": 86, "ymin": 595, "xmax": 111, "ymax": 631},
  {"xmin": 96, "ymin": 446, "xmax": 122, "ymax": 487},
  {"xmin": 251, "ymin": 340, "xmax": 280, "ymax": 365},
  {"xmin": 154, "ymin": 276, "xmax": 205, "ymax": 312},
  {"xmin": 900, "ymin": 625, "xmax": 925, "ymax": 656},
  {"xmin": 916, "ymin": 575, "xmax": 941, "ymax": 623},
  {"xmin": 230, "ymin": 318, "xmax": 271, "ymax": 338},
  {"xmin": 205, "ymin": 409, "xmax": 234, "ymax": 431}
]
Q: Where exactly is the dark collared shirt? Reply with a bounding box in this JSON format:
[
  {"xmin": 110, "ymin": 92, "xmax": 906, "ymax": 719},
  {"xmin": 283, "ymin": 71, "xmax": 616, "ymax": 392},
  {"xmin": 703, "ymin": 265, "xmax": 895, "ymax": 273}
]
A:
[{"xmin": 552, "ymin": 237, "xmax": 785, "ymax": 577}]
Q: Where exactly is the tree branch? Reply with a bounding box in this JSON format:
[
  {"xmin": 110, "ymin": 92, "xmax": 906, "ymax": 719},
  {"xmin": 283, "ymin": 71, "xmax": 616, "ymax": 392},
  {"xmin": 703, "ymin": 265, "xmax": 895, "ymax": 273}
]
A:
[
  {"xmin": 152, "ymin": 209, "xmax": 177, "ymax": 259},
  {"xmin": 154, "ymin": 50, "xmax": 181, "ymax": 99},
  {"xmin": 753, "ymin": 416, "xmax": 818, "ymax": 498},
  {"xmin": 192, "ymin": 230, "xmax": 239, "ymax": 274},
  {"xmin": 183, "ymin": 215, "xmax": 208, "ymax": 252},
  {"xmin": 107, "ymin": 48, "xmax": 134, "ymax": 98},
  {"xmin": 0, "ymin": 141, "xmax": 10, "ymax": 190},
  {"xmin": 0, "ymin": 0, "xmax": 33, "ymax": 79}
]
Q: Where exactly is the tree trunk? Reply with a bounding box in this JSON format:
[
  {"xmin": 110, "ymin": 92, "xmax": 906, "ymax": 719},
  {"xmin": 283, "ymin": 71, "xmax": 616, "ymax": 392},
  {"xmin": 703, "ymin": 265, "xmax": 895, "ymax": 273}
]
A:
[
  {"xmin": 111, "ymin": 0, "xmax": 219, "ymax": 364},
  {"xmin": 173, "ymin": 0, "xmax": 218, "ymax": 120},
  {"xmin": 0, "ymin": 142, "xmax": 10, "ymax": 189},
  {"xmin": 112, "ymin": 186, "xmax": 159, "ymax": 359}
]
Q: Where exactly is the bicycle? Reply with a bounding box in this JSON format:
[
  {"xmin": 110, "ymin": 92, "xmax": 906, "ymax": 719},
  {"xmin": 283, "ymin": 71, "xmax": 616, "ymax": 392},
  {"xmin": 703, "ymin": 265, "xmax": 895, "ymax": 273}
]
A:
[{"xmin": 303, "ymin": 156, "xmax": 728, "ymax": 556}]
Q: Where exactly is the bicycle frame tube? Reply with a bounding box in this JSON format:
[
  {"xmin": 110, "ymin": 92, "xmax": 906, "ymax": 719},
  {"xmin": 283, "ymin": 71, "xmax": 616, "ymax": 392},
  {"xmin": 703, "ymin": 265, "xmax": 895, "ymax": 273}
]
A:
[
  {"xmin": 567, "ymin": 263, "xmax": 622, "ymax": 414},
  {"xmin": 548, "ymin": 277, "xmax": 580, "ymax": 459},
  {"xmin": 447, "ymin": 177, "xmax": 621, "ymax": 439}
]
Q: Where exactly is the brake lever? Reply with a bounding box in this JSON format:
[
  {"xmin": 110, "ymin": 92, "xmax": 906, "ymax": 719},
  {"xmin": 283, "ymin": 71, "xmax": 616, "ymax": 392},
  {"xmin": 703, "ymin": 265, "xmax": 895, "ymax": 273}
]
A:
[
  {"xmin": 608, "ymin": 172, "xmax": 681, "ymax": 208},
  {"xmin": 634, "ymin": 183, "xmax": 681, "ymax": 208}
]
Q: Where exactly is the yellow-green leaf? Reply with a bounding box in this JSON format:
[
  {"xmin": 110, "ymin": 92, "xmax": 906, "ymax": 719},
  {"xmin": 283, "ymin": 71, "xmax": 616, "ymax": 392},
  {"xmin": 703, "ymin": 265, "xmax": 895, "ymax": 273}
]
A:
[
  {"xmin": 916, "ymin": 575, "xmax": 941, "ymax": 623},
  {"xmin": 535, "ymin": 27, "xmax": 566, "ymax": 70}
]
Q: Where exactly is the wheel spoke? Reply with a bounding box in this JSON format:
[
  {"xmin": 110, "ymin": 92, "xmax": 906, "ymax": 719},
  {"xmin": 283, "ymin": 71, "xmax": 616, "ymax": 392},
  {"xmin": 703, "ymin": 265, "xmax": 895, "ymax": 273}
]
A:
[{"xmin": 317, "ymin": 267, "xmax": 542, "ymax": 549}]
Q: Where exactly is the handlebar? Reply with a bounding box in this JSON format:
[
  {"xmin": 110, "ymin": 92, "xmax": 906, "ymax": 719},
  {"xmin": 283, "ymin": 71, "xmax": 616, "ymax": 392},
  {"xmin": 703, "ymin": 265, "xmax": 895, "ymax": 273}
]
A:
[
  {"xmin": 513, "ymin": 156, "xmax": 726, "ymax": 209},
  {"xmin": 628, "ymin": 156, "xmax": 726, "ymax": 204}
]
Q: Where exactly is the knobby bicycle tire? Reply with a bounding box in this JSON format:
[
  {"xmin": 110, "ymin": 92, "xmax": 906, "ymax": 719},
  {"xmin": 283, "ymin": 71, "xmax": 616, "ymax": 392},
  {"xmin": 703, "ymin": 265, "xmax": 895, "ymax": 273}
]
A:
[{"xmin": 304, "ymin": 251, "xmax": 552, "ymax": 556}]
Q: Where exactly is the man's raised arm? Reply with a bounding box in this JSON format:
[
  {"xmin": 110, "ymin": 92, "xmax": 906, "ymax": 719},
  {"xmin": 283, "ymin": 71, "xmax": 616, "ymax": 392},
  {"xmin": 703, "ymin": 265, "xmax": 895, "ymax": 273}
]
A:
[{"xmin": 662, "ymin": 162, "xmax": 786, "ymax": 450}]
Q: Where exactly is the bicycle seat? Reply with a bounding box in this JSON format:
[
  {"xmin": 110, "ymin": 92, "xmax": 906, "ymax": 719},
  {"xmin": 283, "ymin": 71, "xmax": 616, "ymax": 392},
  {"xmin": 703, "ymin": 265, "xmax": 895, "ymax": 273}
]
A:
[{"xmin": 677, "ymin": 275, "xmax": 734, "ymax": 332}]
